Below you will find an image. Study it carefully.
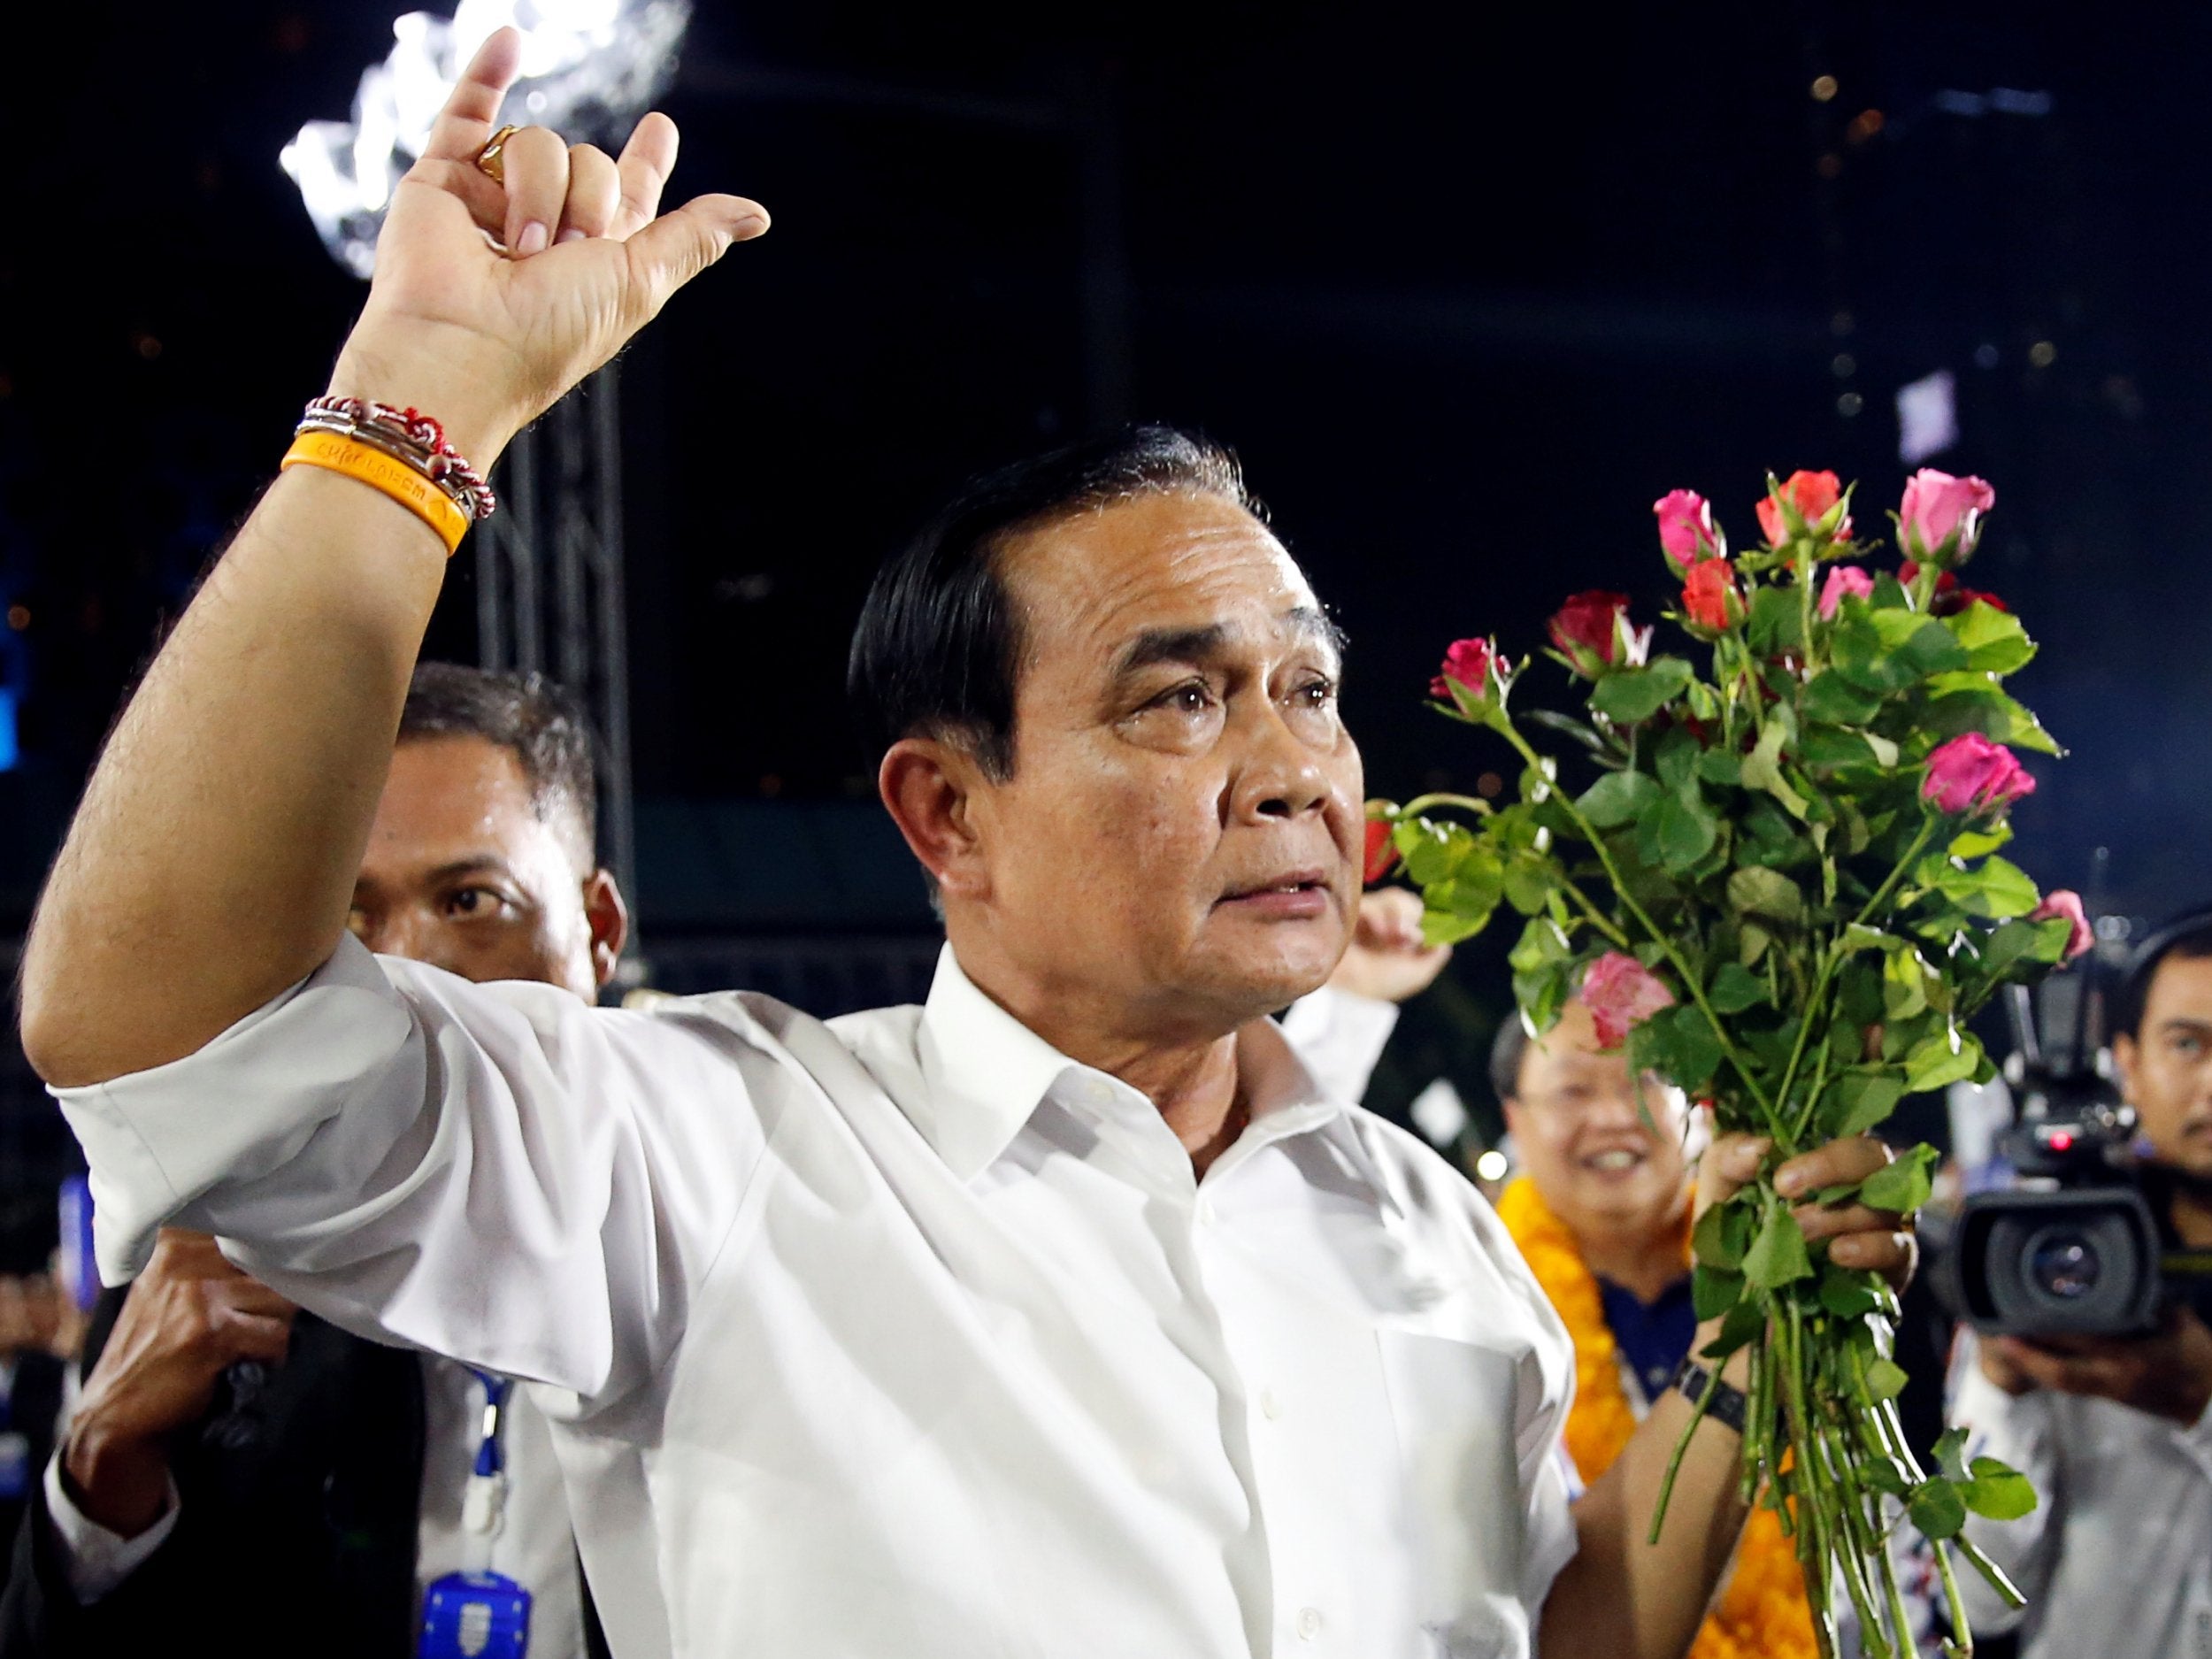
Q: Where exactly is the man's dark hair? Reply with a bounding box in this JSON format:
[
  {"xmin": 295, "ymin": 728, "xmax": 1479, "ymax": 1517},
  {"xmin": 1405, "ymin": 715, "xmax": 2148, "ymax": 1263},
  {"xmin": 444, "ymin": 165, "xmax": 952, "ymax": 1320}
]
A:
[
  {"xmin": 399, "ymin": 663, "xmax": 599, "ymax": 862},
  {"xmin": 2116, "ymin": 908, "xmax": 2212, "ymax": 1038},
  {"xmin": 847, "ymin": 425, "xmax": 1257, "ymax": 779},
  {"xmin": 1490, "ymin": 1017, "xmax": 1532, "ymax": 1109}
]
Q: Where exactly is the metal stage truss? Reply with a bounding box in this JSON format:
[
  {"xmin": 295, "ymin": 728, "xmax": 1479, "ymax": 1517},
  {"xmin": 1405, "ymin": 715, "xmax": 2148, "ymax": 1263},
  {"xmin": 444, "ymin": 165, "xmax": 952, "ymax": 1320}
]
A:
[{"xmin": 472, "ymin": 363, "xmax": 641, "ymax": 979}]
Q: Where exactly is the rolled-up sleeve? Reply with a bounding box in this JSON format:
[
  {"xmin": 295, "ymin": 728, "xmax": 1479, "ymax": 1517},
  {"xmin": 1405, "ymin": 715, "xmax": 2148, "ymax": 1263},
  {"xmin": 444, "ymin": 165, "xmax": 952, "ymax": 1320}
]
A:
[{"xmin": 54, "ymin": 933, "xmax": 773, "ymax": 1404}]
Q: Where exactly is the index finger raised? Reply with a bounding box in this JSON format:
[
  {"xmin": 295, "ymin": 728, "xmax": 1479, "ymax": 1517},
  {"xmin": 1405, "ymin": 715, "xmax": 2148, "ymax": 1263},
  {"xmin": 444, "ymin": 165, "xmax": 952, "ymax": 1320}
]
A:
[{"xmin": 421, "ymin": 27, "xmax": 526, "ymax": 164}]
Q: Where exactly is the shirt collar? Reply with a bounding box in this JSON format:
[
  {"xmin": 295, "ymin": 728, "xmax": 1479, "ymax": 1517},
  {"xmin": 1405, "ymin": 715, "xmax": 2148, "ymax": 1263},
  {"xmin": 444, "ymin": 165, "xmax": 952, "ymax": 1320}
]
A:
[{"xmin": 911, "ymin": 946, "xmax": 1350, "ymax": 1182}]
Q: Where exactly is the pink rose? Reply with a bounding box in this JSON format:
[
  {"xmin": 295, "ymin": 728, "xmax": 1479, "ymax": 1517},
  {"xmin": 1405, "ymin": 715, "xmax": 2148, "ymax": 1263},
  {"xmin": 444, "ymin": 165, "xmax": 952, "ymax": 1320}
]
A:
[
  {"xmin": 1755, "ymin": 470, "xmax": 1852, "ymax": 548},
  {"xmin": 1921, "ymin": 733, "xmax": 2036, "ymax": 818},
  {"xmin": 1817, "ymin": 564, "xmax": 1875, "ymax": 619},
  {"xmin": 1654, "ymin": 489, "xmax": 1723, "ymax": 575},
  {"xmin": 2030, "ymin": 889, "xmax": 2094, "ymax": 961},
  {"xmin": 1578, "ymin": 951, "xmax": 1677, "ymax": 1048},
  {"xmin": 1899, "ymin": 469, "xmax": 1996, "ymax": 566},
  {"xmin": 1432, "ymin": 636, "xmax": 1499, "ymax": 702}
]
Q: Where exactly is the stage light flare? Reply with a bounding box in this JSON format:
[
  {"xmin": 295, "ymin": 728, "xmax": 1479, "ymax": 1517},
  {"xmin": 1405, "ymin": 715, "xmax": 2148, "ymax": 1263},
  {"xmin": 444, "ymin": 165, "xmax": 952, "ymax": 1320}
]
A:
[
  {"xmin": 1474, "ymin": 1149, "xmax": 1510, "ymax": 1183},
  {"xmin": 280, "ymin": 0, "xmax": 694, "ymax": 279}
]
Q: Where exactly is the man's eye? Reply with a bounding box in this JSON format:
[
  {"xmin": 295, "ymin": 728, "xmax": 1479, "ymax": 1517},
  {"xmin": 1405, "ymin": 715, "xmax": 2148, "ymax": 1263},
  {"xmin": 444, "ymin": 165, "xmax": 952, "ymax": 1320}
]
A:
[
  {"xmin": 1294, "ymin": 677, "xmax": 1338, "ymax": 707},
  {"xmin": 446, "ymin": 887, "xmax": 506, "ymax": 918},
  {"xmin": 1153, "ymin": 681, "xmax": 1213, "ymax": 714}
]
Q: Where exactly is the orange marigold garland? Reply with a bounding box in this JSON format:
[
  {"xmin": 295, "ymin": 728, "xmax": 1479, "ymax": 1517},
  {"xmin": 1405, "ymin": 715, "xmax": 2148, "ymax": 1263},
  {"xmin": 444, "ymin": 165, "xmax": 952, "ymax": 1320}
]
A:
[{"xmin": 1496, "ymin": 1178, "xmax": 1816, "ymax": 1659}]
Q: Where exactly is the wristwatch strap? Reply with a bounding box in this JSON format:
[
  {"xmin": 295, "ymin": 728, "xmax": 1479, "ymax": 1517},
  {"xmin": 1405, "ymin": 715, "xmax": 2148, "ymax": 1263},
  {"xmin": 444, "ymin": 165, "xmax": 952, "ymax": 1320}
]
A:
[{"xmin": 1671, "ymin": 1358, "xmax": 1748, "ymax": 1434}]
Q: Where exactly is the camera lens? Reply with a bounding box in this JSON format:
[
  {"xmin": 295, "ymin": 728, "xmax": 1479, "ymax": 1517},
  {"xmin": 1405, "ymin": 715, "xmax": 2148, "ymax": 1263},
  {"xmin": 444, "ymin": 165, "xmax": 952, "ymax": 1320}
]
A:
[{"xmin": 2026, "ymin": 1230, "xmax": 2101, "ymax": 1300}]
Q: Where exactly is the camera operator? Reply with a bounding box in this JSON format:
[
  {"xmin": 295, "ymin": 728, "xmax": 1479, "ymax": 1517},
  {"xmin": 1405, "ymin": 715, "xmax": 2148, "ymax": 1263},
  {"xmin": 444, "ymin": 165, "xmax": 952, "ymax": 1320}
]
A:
[{"xmin": 1947, "ymin": 910, "xmax": 2212, "ymax": 1657}]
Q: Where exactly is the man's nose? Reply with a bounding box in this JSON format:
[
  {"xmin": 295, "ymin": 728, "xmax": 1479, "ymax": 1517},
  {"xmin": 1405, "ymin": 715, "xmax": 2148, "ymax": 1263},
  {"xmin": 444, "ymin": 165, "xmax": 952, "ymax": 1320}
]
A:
[{"xmin": 1228, "ymin": 703, "xmax": 1334, "ymax": 824}]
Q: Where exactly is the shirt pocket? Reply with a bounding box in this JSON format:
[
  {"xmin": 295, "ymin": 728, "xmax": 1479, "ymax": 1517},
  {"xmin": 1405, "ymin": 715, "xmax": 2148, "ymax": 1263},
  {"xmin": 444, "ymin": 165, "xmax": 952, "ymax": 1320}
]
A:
[{"xmin": 1376, "ymin": 1328, "xmax": 1535, "ymax": 1657}]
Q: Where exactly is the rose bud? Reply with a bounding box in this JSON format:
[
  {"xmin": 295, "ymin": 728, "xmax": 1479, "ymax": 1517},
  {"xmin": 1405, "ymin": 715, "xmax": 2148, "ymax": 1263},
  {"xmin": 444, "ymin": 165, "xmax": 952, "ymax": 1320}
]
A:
[
  {"xmin": 1681, "ymin": 558, "xmax": 1743, "ymax": 633},
  {"xmin": 1548, "ymin": 591, "xmax": 1646, "ymax": 678},
  {"xmin": 1899, "ymin": 468, "xmax": 1996, "ymax": 568},
  {"xmin": 2029, "ymin": 888, "xmax": 2094, "ymax": 961},
  {"xmin": 1654, "ymin": 489, "xmax": 1724, "ymax": 576},
  {"xmin": 1363, "ymin": 818, "xmax": 1402, "ymax": 885},
  {"xmin": 1818, "ymin": 564, "xmax": 1875, "ymax": 619},
  {"xmin": 1755, "ymin": 470, "xmax": 1853, "ymax": 549},
  {"xmin": 1922, "ymin": 733, "xmax": 2036, "ymax": 818},
  {"xmin": 1432, "ymin": 635, "xmax": 1501, "ymax": 705},
  {"xmin": 1579, "ymin": 951, "xmax": 1677, "ymax": 1048}
]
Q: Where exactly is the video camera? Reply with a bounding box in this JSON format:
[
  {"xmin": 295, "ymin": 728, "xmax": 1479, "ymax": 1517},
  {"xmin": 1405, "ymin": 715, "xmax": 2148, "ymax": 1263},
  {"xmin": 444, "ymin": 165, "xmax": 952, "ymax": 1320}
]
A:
[{"xmin": 1940, "ymin": 918, "xmax": 2212, "ymax": 1338}]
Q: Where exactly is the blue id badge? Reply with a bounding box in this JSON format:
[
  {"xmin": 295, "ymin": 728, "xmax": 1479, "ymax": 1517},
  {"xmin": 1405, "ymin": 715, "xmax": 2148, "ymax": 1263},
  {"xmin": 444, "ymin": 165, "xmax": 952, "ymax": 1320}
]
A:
[
  {"xmin": 0, "ymin": 1431, "xmax": 29, "ymax": 1502},
  {"xmin": 419, "ymin": 1571, "xmax": 531, "ymax": 1659}
]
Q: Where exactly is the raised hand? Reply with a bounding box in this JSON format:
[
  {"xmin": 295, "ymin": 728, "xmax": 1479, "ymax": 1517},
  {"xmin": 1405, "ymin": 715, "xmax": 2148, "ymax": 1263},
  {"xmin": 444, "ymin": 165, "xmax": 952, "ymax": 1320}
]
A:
[
  {"xmin": 329, "ymin": 27, "xmax": 769, "ymax": 462},
  {"xmin": 61, "ymin": 1231, "xmax": 298, "ymax": 1537},
  {"xmin": 1325, "ymin": 887, "xmax": 1453, "ymax": 1003}
]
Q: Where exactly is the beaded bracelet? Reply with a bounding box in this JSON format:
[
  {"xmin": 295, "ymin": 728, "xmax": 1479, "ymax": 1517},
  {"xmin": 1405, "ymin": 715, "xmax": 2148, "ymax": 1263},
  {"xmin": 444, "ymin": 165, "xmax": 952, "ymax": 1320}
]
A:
[{"xmin": 279, "ymin": 397, "xmax": 497, "ymax": 557}]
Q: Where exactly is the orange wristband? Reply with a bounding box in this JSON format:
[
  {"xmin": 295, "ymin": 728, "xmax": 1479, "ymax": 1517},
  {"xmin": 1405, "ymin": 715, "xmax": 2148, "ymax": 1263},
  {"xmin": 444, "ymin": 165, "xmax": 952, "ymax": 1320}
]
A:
[{"xmin": 280, "ymin": 431, "xmax": 472, "ymax": 556}]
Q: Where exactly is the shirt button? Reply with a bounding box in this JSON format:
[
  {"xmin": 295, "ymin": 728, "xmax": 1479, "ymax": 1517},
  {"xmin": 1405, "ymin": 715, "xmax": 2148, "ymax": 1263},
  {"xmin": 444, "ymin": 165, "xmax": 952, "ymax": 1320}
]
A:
[
  {"xmin": 1259, "ymin": 1388, "xmax": 1284, "ymax": 1421},
  {"xmin": 1194, "ymin": 1197, "xmax": 1217, "ymax": 1226},
  {"xmin": 1295, "ymin": 1607, "xmax": 1322, "ymax": 1640}
]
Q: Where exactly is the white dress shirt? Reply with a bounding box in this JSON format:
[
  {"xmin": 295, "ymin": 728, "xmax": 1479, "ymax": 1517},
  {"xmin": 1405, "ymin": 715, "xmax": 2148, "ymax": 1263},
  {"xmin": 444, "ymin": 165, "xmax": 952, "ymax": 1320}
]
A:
[
  {"xmin": 1948, "ymin": 1330, "xmax": 2212, "ymax": 1658},
  {"xmin": 42, "ymin": 1356, "xmax": 588, "ymax": 1658},
  {"xmin": 58, "ymin": 935, "xmax": 1577, "ymax": 1658}
]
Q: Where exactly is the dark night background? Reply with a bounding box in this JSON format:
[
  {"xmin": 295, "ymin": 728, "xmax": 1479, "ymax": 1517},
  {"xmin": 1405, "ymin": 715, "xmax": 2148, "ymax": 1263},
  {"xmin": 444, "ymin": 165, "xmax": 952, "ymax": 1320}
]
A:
[{"xmin": 1, "ymin": 0, "xmax": 2208, "ymax": 1179}]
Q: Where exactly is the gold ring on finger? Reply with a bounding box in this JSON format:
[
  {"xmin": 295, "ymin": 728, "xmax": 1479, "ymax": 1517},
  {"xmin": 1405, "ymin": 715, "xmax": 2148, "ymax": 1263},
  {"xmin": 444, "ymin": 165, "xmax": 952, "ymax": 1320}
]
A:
[{"xmin": 475, "ymin": 124, "xmax": 521, "ymax": 185}]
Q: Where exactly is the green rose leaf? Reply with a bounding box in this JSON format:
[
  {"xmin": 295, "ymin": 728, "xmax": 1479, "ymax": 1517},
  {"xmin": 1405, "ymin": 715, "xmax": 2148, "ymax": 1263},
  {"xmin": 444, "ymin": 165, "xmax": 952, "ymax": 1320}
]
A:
[
  {"xmin": 1978, "ymin": 915, "xmax": 2077, "ymax": 982},
  {"xmin": 1662, "ymin": 1004, "xmax": 1724, "ymax": 1092},
  {"xmin": 1747, "ymin": 585, "xmax": 1806, "ymax": 656},
  {"xmin": 1397, "ymin": 817, "xmax": 1475, "ymax": 886},
  {"xmin": 1696, "ymin": 749, "xmax": 1742, "ymax": 787},
  {"xmin": 1863, "ymin": 1459, "xmax": 1909, "ymax": 1497},
  {"xmin": 1863, "ymin": 1356, "xmax": 1909, "ymax": 1402},
  {"xmin": 1591, "ymin": 657, "xmax": 1695, "ymax": 726},
  {"xmin": 1694, "ymin": 1194, "xmax": 1755, "ymax": 1270},
  {"xmin": 1819, "ymin": 1262, "xmax": 1882, "ymax": 1319},
  {"xmin": 1835, "ymin": 611, "xmax": 1970, "ymax": 692},
  {"xmin": 1931, "ymin": 854, "xmax": 2040, "ymax": 920},
  {"xmin": 1802, "ymin": 672, "xmax": 1886, "ymax": 726},
  {"xmin": 1692, "ymin": 1263, "xmax": 1745, "ymax": 1321},
  {"xmin": 1932, "ymin": 1425, "xmax": 1970, "ymax": 1481},
  {"xmin": 1638, "ymin": 787, "xmax": 1719, "ymax": 874},
  {"xmin": 1909, "ymin": 1478, "xmax": 1969, "ymax": 1541},
  {"xmin": 1861, "ymin": 1142, "xmax": 1940, "ymax": 1213},
  {"xmin": 1947, "ymin": 601, "xmax": 2039, "ymax": 675},
  {"xmin": 1921, "ymin": 681, "xmax": 2062, "ymax": 756},
  {"xmin": 1708, "ymin": 961, "xmax": 1770, "ymax": 1015},
  {"xmin": 1824, "ymin": 1070, "xmax": 1906, "ymax": 1137},
  {"xmin": 1701, "ymin": 1298, "xmax": 1766, "ymax": 1361},
  {"xmin": 1738, "ymin": 720, "xmax": 1809, "ymax": 819},
  {"xmin": 1904, "ymin": 1027, "xmax": 1983, "ymax": 1094},
  {"xmin": 1577, "ymin": 768, "xmax": 1662, "ymax": 829},
  {"xmin": 1742, "ymin": 1204, "xmax": 1815, "ymax": 1289},
  {"xmin": 1726, "ymin": 864, "xmax": 1806, "ymax": 925},
  {"xmin": 1962, "ymin": 1456, "xmax": 2039, "ymax": 1521}
]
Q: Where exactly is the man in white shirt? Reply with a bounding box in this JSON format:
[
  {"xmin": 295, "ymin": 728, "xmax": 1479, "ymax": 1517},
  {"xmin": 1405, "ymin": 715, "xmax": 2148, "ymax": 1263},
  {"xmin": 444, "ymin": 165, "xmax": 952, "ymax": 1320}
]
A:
[
  {"xmin": 1948, "ymin": 911, "xmax": 2212, "ymax": 1658},
  {"xmin": 17, "ymin": 31, "xmax": 1909, "ymax": 1659}
]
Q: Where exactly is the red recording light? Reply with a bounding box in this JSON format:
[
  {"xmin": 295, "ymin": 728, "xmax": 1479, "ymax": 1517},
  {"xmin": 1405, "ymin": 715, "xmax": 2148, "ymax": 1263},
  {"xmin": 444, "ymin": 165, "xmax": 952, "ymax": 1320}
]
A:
[{"xmin": 2047, "ymin": 1131, "xmax": 2076, "ymax": 1152}]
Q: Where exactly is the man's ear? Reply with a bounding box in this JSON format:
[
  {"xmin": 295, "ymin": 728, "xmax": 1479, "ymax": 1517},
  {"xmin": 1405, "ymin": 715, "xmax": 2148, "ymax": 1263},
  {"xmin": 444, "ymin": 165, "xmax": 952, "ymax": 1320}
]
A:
[
  {"xmin": 1501, "ymin": 1097, "xmax": 1525, "ymax": 1141},
  {"xmin": 583, "ymin": 869, "xmax": 630, "ymax": 988},
  {"xmin": 2113, "ymin": 1031, "xmax": 2140, "ymax": 1102},
  {"xmin": 879, "ymin": 736, "xmax": 993, "ymax": 901}
]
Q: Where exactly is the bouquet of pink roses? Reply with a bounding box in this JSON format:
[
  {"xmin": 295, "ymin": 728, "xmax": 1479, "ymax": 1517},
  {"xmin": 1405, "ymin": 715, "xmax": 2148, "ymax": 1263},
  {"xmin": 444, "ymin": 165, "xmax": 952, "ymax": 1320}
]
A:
[{"xmin": 1371, "ymin": 468, "xmax": 2087, "ymax": 1658}]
